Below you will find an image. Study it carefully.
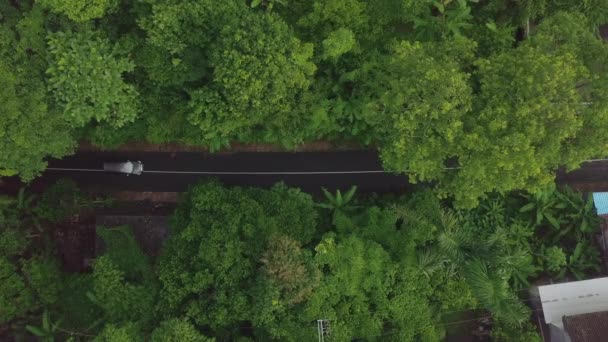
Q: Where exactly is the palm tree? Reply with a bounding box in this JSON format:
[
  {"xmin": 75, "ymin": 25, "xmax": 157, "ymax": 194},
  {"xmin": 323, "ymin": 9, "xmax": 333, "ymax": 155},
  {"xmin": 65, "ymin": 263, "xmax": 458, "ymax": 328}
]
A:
[
  {"xmin": 465, "ymin": 259, "xmax": 530, "ymax": 326},
  {"xmin": 437, "ymin": 209, "xmax": 472, "ymax": 263}
]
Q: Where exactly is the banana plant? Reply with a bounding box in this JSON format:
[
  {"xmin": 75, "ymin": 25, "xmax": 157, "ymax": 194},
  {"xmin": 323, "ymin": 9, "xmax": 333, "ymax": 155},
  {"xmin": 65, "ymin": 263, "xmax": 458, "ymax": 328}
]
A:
[
  {"xmin": 558, "ymin": 187, "xmax": 599, "ymax": 235},
  {"xmin": 519, "ymin": 188, "xmax": 566, "ymax": 229},
  {"xmin": 317, "ymin": 186, "xmax": 359, "ymax": 224},
  {"xmin": 26, "ymin": 310, "xmax": 62, "ymax": 342},
  {"xmin": 558, "ymin": 242, "xmax": 601, "ymax": 280}
]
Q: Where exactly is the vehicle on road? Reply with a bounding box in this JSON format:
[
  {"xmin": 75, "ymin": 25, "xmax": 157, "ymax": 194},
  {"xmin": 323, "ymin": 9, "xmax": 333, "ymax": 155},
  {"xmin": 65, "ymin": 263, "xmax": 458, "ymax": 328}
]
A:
[{"xmin": 103, "ymin": 161, "xmax": 144, "ymax": 175}]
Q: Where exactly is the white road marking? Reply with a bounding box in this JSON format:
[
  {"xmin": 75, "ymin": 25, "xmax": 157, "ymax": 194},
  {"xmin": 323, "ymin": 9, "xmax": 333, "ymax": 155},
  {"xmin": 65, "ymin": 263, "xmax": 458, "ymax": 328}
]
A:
[
  {"xmin": 44, "ymin": 158, "xmax": 608, "ymax": 175},
  {"xmin": 46, "ymin": 168, "xmax": 387, "ymax": 175}
]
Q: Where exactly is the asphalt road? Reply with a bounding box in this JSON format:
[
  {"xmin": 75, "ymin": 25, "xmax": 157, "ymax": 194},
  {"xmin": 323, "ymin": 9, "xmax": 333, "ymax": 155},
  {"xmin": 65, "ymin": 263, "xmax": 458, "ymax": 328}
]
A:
[
  {"xmin": 41, "ymin": 151, "xmax": 413, "ymax": 194},
  {"xmin": 21, "ymin": 151, "xmax": 608, "ymax": 195}
]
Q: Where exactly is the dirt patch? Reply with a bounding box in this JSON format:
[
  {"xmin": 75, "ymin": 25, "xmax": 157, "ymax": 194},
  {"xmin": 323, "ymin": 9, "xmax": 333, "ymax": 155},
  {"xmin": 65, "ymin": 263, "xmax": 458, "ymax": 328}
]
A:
[
  {"xmin": 53, "ymin": 215, "xmax": 97, "ymax": 272},
  {"xmin": 600, "ymin": 24, "xmax": 608, "ymax": 41},
  {"xmin": 111, "ymin": 191, "xmax": 180, "ymax": 203},
  {"xmin": 96, "ymin": 215, "xmax": 170, "ymax": 258}
]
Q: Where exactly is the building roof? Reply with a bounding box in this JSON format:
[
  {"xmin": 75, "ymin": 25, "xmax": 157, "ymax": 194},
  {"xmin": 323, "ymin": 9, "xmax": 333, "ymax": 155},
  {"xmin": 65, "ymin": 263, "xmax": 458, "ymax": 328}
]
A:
[
  {"xmin": 538, "ymin": 277, "xmax": 608, "ymax": 330},
  {"xmin": 592, "ymin": 192, "xmax": 608, "ymax": 215},
  {"xmin": 563, "ymin": 311, "xmax": 608, "ymax": 342}
]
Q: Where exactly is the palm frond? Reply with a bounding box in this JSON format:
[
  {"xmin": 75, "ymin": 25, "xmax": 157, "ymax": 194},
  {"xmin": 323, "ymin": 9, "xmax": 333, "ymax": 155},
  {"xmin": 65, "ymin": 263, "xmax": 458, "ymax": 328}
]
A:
[
  {"xmin": 465, "ymin": 259, "xmax": 530, "ymax": 326},
  {"xmin": 417, "ymin": 248, "xmax": 448, "ymax": 278}
]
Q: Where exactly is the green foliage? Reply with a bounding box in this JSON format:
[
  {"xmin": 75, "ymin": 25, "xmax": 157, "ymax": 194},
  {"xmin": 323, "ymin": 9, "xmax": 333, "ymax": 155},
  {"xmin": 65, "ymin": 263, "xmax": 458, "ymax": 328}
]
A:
[
  {"xmin": 38, "ymin": 0, "xmax": 119, "ymax": 22},
  {"xmin": 47, "ymin": 30, "xmax": 138, "ymax": 128},
  {"xmin": 55, "ymin": 274, "xmax": 101, "ymax": 332},
  {"xmin": 25, "ymin": 310, "xmax": 62, "ymax": 342},
  {"xmin": 0, "ymin": 0, "xmax": 606, "ymax": 205},
  {"xmin": 259, "ymin": 235, "xmax": 319, "ymax": 305},
  {"xmin": 451, "ymin": 45, "xmax": 587, "ymax": 207},
  {"xmin": 0, "ymin": 59, "xmax": 74, "ymax": 181},
  {"xmin": 360, "ymin": 41, "xmax": 471, "ymax": 185},
  {"xmin": 523, "ymin": 0, "xmax": 608, "ymax": 25},
  {"xmin": 408, "ymin": 0, "xmax": 475, "ymax": 40},
  {"xmin": 96, "ymin": 226, "xmax": 153, "ymax": 280},
  {"xmin": 559, "ymin": 242, "xmax": 601, "ymax": 280},
  {"xmin": 34, "ymin": 179, "xmax": 105, "ymax": 223},
  {"xmin": 0, "ymin": 228, "xmax": 27, "ymax": 257},
  {"xmin": 187, "ymin": 12, "xmax": 315, "ymax": 149},
  {"xmin": 464, "ymin": 259, "xmax": 530, "ymax": 326},
  {"xmin": 91, "ymin": 226, "xmax": 156, "ymax": 325},
  {"xmin": 150, "ymin": 318, "xmax": 213, "ymax": 342},
  {"xmin": 92, "ymin": 256, "xmax": 156, "ymax": 324},
  {"xmin": 528, "ymin": 12, "xmax": 608, "ymax": 167},
  {"xmin": 307, "ymin": 235, "xmax": 440, "ymax": 341},
  {"xmin": 321, "ymin": 28, "xmax": 356, "ymax": 60},
  {"xmin": 297, "ymin": 0, "xmax": 369, "ymax": 40},
  {"xmin": 94, "ymin": 322, "xmax": 143, "ymax": 342},
  {"xmin": 491, "ymin": 320, "xmax": 542, "ymax": 342},
  {"xmin": 0, "ymin": 256, "xmax": 35, "ymax": 323},
  {"xmin": 540, "ymin": 245, "xmax": 567, "ymax": 273},
  {"xmin": 22, "ymin": 257, "xmax": 62, "ymax": 306},
  {"xmin": 251, "ymin": 0, "xmax": 287, "ymax": 11},
  {"xmin": 318, "ymin": 186, "xmax": 358, "ymax": 224},
  {"xmin": 5, "ymin": 180, "xmax": 598, "ymax": 340},
  {"xmin": 158, "ymin": 181, "xmax": 317, "ymax": 332}
]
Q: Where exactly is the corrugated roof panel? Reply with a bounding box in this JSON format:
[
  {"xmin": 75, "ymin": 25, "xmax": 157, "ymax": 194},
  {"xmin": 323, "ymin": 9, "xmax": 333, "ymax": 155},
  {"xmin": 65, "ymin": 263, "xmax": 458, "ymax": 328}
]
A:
[
  {"xmin": 593, "ymin": 193, "xmax": 608, "ymax": 215},
  {"xmin": 539, "ymin": 277, "xmax": 608, "ymax": 329}
]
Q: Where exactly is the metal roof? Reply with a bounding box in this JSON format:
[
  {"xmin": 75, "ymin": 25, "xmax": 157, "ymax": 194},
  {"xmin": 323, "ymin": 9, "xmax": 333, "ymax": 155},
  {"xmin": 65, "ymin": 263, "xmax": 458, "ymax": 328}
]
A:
[
  {"xmin": 592, "ymin": 192, "xmax": 608, "ymax": 215},
  {"xmin": 539, "ymin": 277, "xmax": 608, "ymax": 330}
]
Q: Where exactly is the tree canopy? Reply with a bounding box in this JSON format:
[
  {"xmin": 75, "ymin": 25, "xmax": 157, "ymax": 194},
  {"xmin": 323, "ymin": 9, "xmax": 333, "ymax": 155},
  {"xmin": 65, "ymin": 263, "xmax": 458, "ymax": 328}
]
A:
[{"xmin": 1, "ymin": 1, "xmax": 608, "ymax": 202}]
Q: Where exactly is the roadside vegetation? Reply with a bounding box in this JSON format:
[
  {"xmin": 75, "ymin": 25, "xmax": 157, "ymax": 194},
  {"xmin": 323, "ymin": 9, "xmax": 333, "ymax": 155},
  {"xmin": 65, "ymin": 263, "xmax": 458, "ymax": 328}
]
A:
[
  {"xmin": 1, "ymin": 180, "xmax": 603, "ymax": 340},
  {"xmin": 1, "ymin": 0, "xmax": 607, "ymax": 206}
]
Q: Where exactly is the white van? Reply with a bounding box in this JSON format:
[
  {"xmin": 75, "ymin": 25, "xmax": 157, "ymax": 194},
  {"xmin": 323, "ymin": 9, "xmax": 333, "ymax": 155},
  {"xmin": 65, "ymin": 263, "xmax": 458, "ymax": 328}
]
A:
[{"xmin": 103, "ymin": 161, "xmax": 144, "ymax": 175}]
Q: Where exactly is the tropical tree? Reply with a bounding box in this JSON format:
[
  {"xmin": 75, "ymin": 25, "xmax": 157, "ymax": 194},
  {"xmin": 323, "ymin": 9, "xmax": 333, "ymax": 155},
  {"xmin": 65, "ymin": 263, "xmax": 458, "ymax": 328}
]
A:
[
  {"xmin": 317, "ymin": 186, "xmax": 358, "ymax": 223},
  {"xmin": 449, "ymin": 45, "xmax": 589, "ymax": 207},
  {"xmin": 0, "ymin": 59, "xmax": 74, "ymax": 180},
  {"xmin": 354, "ymin": 40, "xmax": 472, "ymax": 187},
  {"xmin": 464, "ymin": 259, "xmax": 530, "ymax": 326},
  {"xmin": 46, "ymin": 29, "xmax": 138, "ymax": 128},
  {"xmin": 37, "ymin": 0, "xmax": 119, "ymax": 22}
]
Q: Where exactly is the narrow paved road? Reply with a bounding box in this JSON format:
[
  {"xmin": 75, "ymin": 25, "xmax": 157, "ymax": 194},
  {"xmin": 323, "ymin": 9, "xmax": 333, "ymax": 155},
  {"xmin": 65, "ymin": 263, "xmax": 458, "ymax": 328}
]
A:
[
  {"xmin": 24, "ymin": 151, "xmax": 608, "ymax": 194},
  {"xmin": 41, "ymin": 151, "xmax": 413, "ymax": 194}
]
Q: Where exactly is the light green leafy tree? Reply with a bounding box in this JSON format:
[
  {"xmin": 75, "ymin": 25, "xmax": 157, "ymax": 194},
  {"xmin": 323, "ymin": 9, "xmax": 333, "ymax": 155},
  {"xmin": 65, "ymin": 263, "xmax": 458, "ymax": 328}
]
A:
[
  {"xmin": 157, "ymin": 181, "xmax": 317, "ymax": 335},
  {"xmin": 0, "ymin": 3, "xmax": 75, "ymax": 180},
  {"xmin": 37, "ymin": 0, "xmax": 119, "ymax": 22},
  {"xmin": 0, "ymin": 60, "xmax": 74, "ymax": 180},
  {"xmin": 355, "ymin": 41, "xmax": 472, "ymax": 186},
  {"xmin": 187, "ymin": 11, "xmax": 315, "ymax": 149},
  {"xmin": 450, "ymin": 46, "xmax": 589, "ymax": 207},
  {"xmin": 321, "ymin": 28, "xmax": 356, "ymax": 60},
  {"xmin": 150, "ymin": 318, "xmax": 214, "ymax": 342},
  {"xmin": 528, "ymin": 12, "xmax": 608, "ymax": 168},
  {"xmin": 46, "ymin": 30, "xmax": 138, "ymax": 128},
  {"xmin": 302, "ymin": 235, "xmax": 440, "ymax": 341},
  {"xmin": 296, "ymin": 0, "xmax": 369, "ymax": 41},
  {"xmin": 94, "ymin": 323, "xmax": 143, "ymax": 342}
]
